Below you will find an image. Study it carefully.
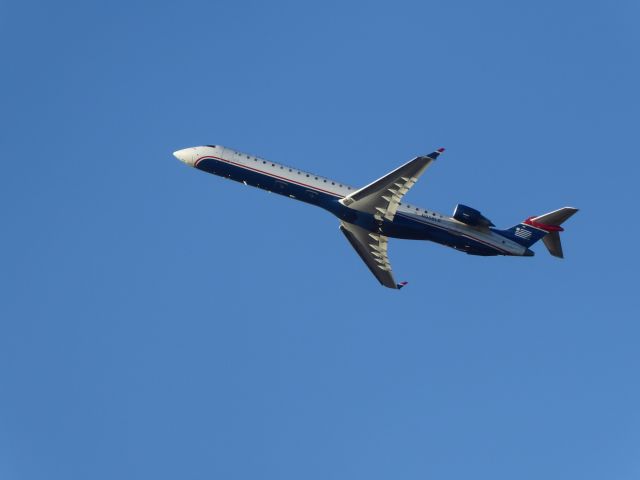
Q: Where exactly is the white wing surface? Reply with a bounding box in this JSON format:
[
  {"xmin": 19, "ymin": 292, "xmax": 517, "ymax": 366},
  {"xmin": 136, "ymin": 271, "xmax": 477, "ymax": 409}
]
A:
[
  {"xmin": 339, "ymin": 221, "xmax": 403, "ymax": 289},
  {"xmin": 340, "ymin": 148, "xmax": 444, "ymax": 222}
]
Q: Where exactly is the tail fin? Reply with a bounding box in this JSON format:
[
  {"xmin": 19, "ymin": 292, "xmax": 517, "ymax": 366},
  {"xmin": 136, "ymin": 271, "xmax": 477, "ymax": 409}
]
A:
[{"xmin": 498, "ymin": 207, "xmax": 578, "ymax": 258}]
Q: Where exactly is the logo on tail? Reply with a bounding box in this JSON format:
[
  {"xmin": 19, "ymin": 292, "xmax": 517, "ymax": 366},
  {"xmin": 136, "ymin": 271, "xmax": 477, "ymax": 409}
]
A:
[
  {"xmin": 514, "ymin": 227, "xmax": 532, "ymax": 240},
  {"xmin": 498, "ymin": 207, "xmax": 578, "ymax": 258}
]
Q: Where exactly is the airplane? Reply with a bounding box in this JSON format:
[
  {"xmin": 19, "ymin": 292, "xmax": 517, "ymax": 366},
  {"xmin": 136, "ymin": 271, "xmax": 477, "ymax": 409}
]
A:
[{"xmin": 174, "ymin": 145, "xmax": 577, "ymax": 289}]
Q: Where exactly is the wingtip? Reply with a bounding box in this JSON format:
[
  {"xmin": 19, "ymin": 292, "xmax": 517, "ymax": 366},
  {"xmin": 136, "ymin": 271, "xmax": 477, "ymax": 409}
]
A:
[
  {"xmin": 426, "ymin": 148, "xmax": 445, "ymax": 160},
  {"xmin": 397, "ymin": 281, "xmax": 408, "ymax": 290}
]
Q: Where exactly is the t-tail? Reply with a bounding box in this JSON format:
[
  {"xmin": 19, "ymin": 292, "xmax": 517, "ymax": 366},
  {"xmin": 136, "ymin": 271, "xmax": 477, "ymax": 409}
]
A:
[{"xmin": 498, "ymin": 207, "xmax": 579, "ymax": 258}]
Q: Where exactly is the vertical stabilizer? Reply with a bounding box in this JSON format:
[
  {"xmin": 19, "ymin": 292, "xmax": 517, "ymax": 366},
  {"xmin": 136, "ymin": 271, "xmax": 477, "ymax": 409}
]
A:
[
  {"xmin": 498, "ymin": 207, "xmax": 578, "ymax": 257},
  {"xmin": 529, "ymin": 207, "xmax": 578, "ymax": 258}
]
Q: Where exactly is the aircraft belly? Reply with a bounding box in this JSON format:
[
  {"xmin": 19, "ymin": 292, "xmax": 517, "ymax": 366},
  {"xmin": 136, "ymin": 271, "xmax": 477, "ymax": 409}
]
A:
[
  {"xmin": 195, "ymin": 158, "xmax": 343, "ymax": 212},
  {"xmin": 194, "ymin": 158, "xmax": 505, "ymax": 256},
  {"xmin": 384, "ymin": 214, "xmax": 504, "ymax": 255}
]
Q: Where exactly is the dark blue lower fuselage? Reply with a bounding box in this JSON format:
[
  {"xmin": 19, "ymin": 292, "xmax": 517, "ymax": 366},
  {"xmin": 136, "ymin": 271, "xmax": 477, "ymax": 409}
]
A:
[{"xmin": 196, "ymin": 158, "xmax": 505, "ymax": 256}]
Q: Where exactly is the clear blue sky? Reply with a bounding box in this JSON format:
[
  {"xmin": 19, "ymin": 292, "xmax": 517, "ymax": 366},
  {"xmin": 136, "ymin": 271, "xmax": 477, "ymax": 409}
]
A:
[{"xmin": 2, "ymin": 1, "xmax": 639, "ymax": 479}]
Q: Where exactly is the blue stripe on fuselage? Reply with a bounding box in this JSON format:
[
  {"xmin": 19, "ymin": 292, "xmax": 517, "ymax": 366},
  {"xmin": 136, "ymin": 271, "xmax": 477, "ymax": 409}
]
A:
[
  {"xmin": 195, "ymin": 156, "xmax": 344, "ymax": 213},
  {"xmin": 195, "ymin": 157, "xmax": 506, "ymax": 256}
]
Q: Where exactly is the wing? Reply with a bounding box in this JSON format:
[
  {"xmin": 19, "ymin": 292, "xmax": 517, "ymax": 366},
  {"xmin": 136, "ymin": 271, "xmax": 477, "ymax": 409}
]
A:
[
  {"xmin": 339, "ymin": 221, "xmax": 406, "ymax": 290},
  {"xmin": 340, "ymin": 148, "xmax": 444, "ymax": 222}
]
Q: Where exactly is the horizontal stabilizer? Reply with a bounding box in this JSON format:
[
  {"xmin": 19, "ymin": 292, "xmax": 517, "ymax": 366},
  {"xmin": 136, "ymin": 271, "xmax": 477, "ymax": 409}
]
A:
[
  {"xmin": 531, "ymin": 207, "xmax": 578, "ymax": 227},
  {"xmin": 542, "ymin": 231, "xmax": 564, "ymax": 258},
  {"xmin": 497, "ymin": 207, "xmax": 578, "ymax": 257},
  {"xmin": 532, "ymin": 207, "xmax": 578, "ymax": 258}
]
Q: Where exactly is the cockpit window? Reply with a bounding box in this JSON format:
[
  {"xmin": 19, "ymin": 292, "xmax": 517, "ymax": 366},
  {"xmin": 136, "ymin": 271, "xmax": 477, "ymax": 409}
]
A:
[{"xmin": 206, "ymin": 145, "xmax": 216, "ymax": 148}]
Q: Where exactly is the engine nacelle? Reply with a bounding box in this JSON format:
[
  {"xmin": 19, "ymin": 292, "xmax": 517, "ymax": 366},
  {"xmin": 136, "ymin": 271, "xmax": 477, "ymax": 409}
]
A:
[{"xmin": 453, "ymin": 204, "xmax": 494, "ymax": 228}]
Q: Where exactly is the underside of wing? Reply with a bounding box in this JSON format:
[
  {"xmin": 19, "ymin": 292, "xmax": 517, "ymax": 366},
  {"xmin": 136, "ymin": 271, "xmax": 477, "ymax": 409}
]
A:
[
  {"xmin": 340, "ymin": 148, "xmax": 444, "ymax": 223},
  {"xmin": 339, "ymin": 221, "xmax": 405, "ymax": 289}
]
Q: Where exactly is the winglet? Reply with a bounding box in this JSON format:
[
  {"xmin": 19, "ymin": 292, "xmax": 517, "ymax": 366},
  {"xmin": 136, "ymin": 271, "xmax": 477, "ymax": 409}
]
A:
[
  {"xmin": 426, "ymin": 148, "xmax": 446, "ymax": 160},
  {"xmin": 397, "ymin": 281, "xmax": 408, "ymax": 290}
]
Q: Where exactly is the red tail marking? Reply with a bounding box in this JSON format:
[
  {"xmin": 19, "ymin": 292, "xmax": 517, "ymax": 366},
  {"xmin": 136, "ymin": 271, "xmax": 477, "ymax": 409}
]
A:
[{"xmin": 523, "ymin": 217, "xmax": 564, "ymax": 232}]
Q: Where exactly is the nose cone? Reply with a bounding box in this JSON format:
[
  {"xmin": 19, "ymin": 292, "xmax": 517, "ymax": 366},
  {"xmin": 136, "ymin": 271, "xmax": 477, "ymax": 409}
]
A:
[{"xmin": 173, "ymin": 148, "xmax": 197, "ymax": 167}]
